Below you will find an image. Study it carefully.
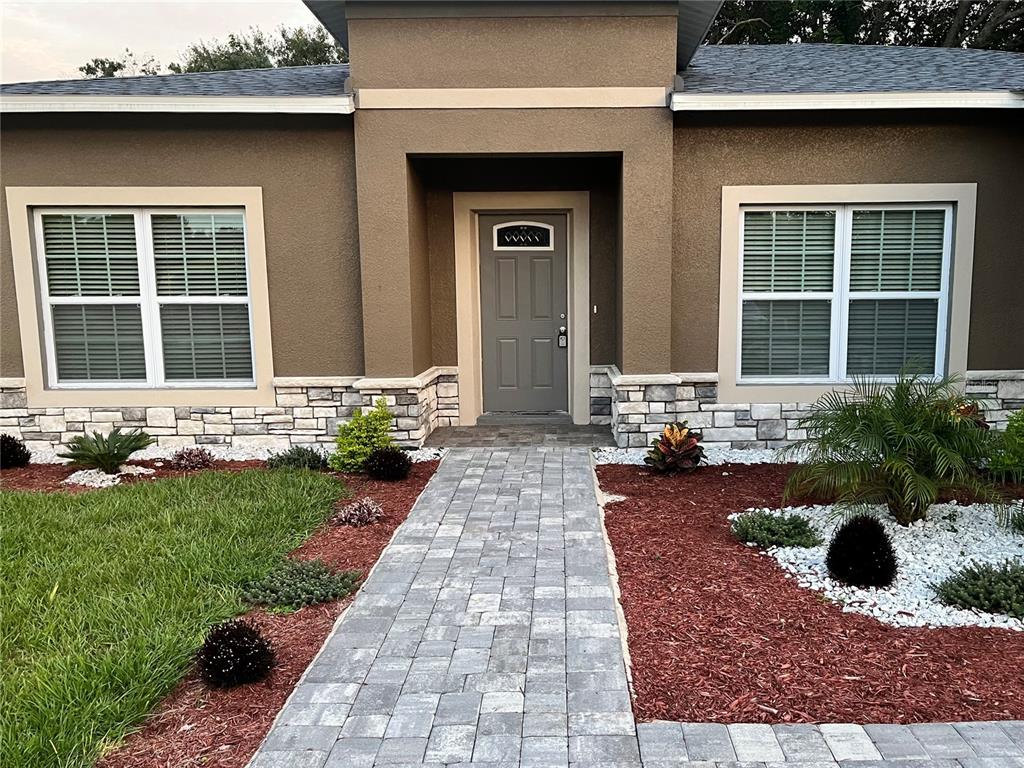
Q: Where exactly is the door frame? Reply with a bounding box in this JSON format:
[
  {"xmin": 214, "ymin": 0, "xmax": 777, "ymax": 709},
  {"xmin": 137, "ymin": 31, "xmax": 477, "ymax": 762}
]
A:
[{"xmin": 453, "ymin": 191, "xmax": 590, "ymax": 426}]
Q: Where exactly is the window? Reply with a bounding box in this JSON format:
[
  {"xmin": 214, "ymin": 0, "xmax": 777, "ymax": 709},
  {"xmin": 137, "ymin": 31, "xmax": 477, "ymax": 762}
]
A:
[
  {"xmin": 493, "ymin": 221, "xmax": 554, "ymax": 251},
  {"xmin": 36, "ymin": 209, "xmax": 255, "ymax": 388},
  {"xmin": 738, "ymin": 204, "xmax": 952, "ymax": 382}
]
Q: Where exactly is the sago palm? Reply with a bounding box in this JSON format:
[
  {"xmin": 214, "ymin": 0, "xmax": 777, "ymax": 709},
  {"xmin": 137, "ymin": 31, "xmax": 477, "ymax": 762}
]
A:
[{"xmin": 781, "ymin": 374, "xmax": 1001, "ymax": 525}]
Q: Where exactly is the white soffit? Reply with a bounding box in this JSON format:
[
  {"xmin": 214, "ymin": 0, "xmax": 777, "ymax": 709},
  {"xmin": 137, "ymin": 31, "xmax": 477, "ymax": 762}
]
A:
[
  {"xmin": 670, "ymin": 90, "xmax": 1024, "ymax": 111},
  {"xmin": 0, "ymin": 94, "xmax": 356, "ymax": 114}
]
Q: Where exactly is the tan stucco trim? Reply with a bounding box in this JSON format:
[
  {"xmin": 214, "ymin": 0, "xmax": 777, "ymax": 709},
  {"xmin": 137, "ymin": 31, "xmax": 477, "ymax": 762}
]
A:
[
  {"xmin": 453, "ymin": 191, "xmax": 590, "ymax": 426},
  {"xmin": 6, "ymin": 186, "xmax": 275, "ymax": 407},
  {"xmin": 717, "ymin": 183, "xmax": 977, "ymax": 404},
  {"xmin": 344, "ymin": 2, "xmax": 678, "ymax": 18},
  {"xmin": 356, "ymin": 87, "xmax": 670, "ymax": 110}
]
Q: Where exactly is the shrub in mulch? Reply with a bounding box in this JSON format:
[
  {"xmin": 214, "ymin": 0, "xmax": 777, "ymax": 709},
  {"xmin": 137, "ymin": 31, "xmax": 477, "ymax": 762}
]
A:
[
  {"xmin": 168, "ymin": 447, "xmax": 215, "ymax": 471},
  {"xmin": 363, "ymin": 445, "xmax": 412, "ymax": 481},
  {"xmin": 196, "ymin": 619, "xmax": 275, "ymax": 688},
  {"xmin": 732, "ymin": 510, "xmax": 822, "ymax": 549},
  {"xmin": 266, "ymin": 446, "xmax": 329, "ymax": 471},
  {"xmin": 935, "ymin": 559, "xmax": 1024, "ymax": 620},
  {"xmin": 242, "ymin": 559, "xmax": 360, "ymax": 611},
  {"xmin": 330, "ymin": 496, "xmax": 384, "ymax": 527},
  {"xmin": 598, "ymin": 461, "xmax": 1024, "ymax": 724},
  {"xmin": 825, "ymin": 514, "xmax": 899, "ymax": 588},
  {"xmin": 1, "ymin": 433, "xmax": 31, "ymax": 468}
]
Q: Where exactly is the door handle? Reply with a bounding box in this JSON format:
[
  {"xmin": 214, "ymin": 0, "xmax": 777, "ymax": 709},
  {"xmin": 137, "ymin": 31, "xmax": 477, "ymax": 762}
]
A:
[{"xmin": 558, "ymin": 326, "xmax": 568, "ymax": 348}]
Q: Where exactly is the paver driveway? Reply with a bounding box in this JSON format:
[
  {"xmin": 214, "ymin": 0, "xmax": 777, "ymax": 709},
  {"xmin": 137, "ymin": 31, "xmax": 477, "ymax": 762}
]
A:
[{"xmin": 249, "ymin": 447, "xmax": 1024, "ymax": 768}]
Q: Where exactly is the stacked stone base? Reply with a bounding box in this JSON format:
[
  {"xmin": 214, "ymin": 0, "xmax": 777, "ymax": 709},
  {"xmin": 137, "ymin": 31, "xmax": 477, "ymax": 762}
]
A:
[
  {"xmin": 590, "ymin": 366, "xmax": 1024, "ymax": 449},
  {"xmin": 0, "ymin": 367, "xmax": 459, "ymax": 454}
]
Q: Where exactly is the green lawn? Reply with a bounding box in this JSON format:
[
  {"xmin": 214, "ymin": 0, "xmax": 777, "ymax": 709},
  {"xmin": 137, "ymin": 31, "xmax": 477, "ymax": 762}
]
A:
[{"xmin": 1, "ymin": 469, "xmax": 344, "ymax": 768}]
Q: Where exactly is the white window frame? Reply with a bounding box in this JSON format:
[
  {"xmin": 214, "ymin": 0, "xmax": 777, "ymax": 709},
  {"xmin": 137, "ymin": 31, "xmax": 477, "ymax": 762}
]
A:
[
  {"xmin": 737, "ymin": 202, "xmax": 954, "ymax": 385},
  {"xmin": 34, "ymin": 207, "xmax": 257, "ymax": 390}
]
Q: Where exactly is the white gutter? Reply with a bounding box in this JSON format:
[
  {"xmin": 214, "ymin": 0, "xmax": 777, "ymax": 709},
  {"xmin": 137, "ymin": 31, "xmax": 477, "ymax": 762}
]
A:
[
  {"xmin": 670, "ymin": 90, "xmax": 1024, "ymax": 111},
  {"xmin": 0, "ymin": 94, "xmax": 355, "ymax": 114}
]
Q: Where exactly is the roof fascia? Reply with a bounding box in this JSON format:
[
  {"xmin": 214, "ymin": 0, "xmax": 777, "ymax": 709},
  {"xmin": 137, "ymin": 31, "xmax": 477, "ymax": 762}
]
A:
[
  {"xmin": 0, "ymin": 94, "xmax": 356, "ymax": 114},
  {"xmin": 670, "ymin": 90, "xmax": 1024, "ymax": 111}
]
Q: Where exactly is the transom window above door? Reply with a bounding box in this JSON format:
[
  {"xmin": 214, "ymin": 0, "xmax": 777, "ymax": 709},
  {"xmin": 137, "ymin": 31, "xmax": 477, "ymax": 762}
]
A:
[
  {"xmin": 492, "ymin": 221, "xmax": 554, "ymax": 251},
  {"xmin": 35, "ymin": 208, "xmax": 255, "ymax": 388},
  {"xmin": 738, "ymin": 204, "xmax": 952, "ymax": 383}
]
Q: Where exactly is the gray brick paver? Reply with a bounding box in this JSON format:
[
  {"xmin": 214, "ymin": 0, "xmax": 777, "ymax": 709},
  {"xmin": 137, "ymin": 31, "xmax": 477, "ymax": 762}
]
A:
[{"xmin": 248, "ymin": 447, "xmax": 1017, "ymax": 768}]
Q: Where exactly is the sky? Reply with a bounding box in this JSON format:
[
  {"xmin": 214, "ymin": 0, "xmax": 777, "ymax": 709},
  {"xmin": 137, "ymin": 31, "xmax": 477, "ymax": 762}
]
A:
[{"xmin": 1, "ymin": 0, "xmax": 322, "ymax": 83}]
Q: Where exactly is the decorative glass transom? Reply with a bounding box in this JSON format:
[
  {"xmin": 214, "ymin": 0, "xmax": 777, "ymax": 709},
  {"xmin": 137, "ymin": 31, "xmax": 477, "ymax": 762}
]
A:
[{"xmin": 493, "ymin": 222, "xmax": 553, "ymax": 250}]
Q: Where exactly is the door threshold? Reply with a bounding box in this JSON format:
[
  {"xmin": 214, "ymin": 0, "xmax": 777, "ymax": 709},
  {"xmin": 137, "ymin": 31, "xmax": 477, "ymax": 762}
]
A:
[{"xmin": 476, "ymin": 412, "xmax": 572, "ymax": 426}]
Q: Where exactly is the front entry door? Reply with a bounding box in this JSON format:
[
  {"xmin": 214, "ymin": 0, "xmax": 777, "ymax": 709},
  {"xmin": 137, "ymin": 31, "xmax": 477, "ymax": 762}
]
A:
[{"xmin": 479, "ymin": 213, "xmax": 569, "ymax": 413}]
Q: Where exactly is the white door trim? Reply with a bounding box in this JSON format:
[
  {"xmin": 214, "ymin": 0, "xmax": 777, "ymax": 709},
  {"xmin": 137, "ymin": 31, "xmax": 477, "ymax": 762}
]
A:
[{"xmin": 453, "ymin": 191, "xmax": 590, "ymax": 426}]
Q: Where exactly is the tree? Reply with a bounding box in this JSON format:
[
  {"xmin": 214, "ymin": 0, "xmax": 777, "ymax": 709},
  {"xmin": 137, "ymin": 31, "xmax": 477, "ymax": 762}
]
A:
[
  {"xmin": 79, "ymin": 49, "xmax": 161, "ymax": 78},
  {"xmin": 708, "ymin": 0, "xmax": 1024, "ymax": 51},
  {"xmin": 79, "ymin": 25, "xmax": 346, "ymax": 78}
]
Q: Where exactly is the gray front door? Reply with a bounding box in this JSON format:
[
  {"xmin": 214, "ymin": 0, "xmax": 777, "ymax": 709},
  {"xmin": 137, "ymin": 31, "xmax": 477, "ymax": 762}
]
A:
[{"xmin": 479, "ymin": 213, "xmax": 569, "ymax": 413}]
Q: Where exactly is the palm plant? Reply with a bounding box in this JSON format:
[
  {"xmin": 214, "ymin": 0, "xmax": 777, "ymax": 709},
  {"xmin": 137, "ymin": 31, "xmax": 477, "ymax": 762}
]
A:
[
  {"xmin": 781, "ymin": 374, "xmax": 1001, "ymax": 526},
  {"xmin": 57, "ymin": 428, "xmax": 155, "ymax": 474}
]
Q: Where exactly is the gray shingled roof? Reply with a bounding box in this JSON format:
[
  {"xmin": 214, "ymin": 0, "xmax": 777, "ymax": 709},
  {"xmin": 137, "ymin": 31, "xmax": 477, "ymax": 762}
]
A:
[
  {"xmin": 0, "ymin": 64, "xmax": 349, "ymax": 96},
  {"xmin": 684, "ymin": 44, "xmax": 1024, "ymax": 94}
]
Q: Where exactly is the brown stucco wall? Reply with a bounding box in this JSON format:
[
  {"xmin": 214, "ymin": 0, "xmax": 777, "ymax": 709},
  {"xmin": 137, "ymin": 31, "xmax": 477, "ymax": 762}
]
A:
[
  {"xmin": 346, "ymin": 13, "xmax": 677, "ymax": 89},
  {"xmin": 353, "ymin": 107, "xmax": 673, "ymax": 376},
  {"xmin": 0, "ymin": 114, "xmax": 362, "ymax": 379},
  {"xmin": 672, "ymin": 111, "xmax": 1024, "ymax": 373}
]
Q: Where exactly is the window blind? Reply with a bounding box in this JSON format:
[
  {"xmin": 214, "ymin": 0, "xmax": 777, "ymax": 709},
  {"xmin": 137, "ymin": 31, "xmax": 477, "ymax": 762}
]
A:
[
  {"xmin": 160, "ymin": 304, "xmax": 253, "ymax": 381},
  {"xmin": 42, "ymin": 213, "xmax": 140, "ymax": 296},
  {"xmin": 850, "ymin": 209, "xmax": 945, "ymax": 291},
  {"xmin": 51, "ymin": 304, "xmax": 147, "ymax": 381},
  {"xmin": 741, "ymin": 299, "xmax": 832, "ymax": 377},
  {"xmin": 743, "ymin": 210, "xmax": 835, "ymax": 292},
  {"xmin": 847, "ymin": 300, "xmax": 939, "ymax": 376},
  {"xmin": 151, "ymin": 213, "xmax": 248, "ymax": 296}
]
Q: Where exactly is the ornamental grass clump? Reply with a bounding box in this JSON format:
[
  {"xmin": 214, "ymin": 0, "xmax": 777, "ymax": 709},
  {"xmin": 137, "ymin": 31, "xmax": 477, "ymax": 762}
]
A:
[
  {"xmin": 732, "ymin": 510, "xmax": 822, "ymax": 549},
  {"xmin": 989, "ymin": 409, "xmax": 1024, "ymax": 483},
  {"xmin": 363, "ymin": 445, "xmax": 412, "ymax": 481},
  {"xmin": 645, "ymin": 422, "xmax": 704, "ymax": 475},
  {"xmin": 782, "ymin": 374, "xmax": 1001, "ymax": 525},
  {"xmin": 196, "ymin": 619, "xmax": 274, "ymax": 688},
  {"xmin": 825, "ymin": 514, "xmax": 898, "ymax": 588},
  {"xmin": 0, "ymin": 433, "xmax": 31, "ymax": 469},
  {"xmin": 329, "ymin": 398, "xmax": 394, "ymax": 472},
  {"xmin": 242, "ymin": 558, "xmax": 360, "ymax": 610},
  {"xmin": 57, "ymin": 428, "xmax": 155, "ymax": 474},
  {"xmin": 266, "ymin": 445, "xmax": 328, "ymax": 471},
  {"xmin": 934, "ymin": 559, "xmax": 1024, "ymax": 620}
]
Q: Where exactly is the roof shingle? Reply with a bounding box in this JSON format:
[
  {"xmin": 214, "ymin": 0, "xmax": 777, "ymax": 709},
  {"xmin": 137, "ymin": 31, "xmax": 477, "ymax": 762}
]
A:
[{"xmin": 683, "ymin": 44, "xmax": 1024, "ymax": 94}]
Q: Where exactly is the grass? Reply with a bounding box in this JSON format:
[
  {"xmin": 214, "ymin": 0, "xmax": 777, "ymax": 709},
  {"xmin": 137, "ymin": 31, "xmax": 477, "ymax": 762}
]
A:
[{"xmin": 1, "ymin": 469, "xmax": 344, "ymax": 768}]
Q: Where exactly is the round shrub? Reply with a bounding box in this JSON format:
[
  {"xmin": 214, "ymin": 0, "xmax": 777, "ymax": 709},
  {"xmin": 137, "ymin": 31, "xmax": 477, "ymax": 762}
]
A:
[
  {"xmin": 825, "ymin": 514, "xmax": 898, "ymax": 588},
  {"xmin": 934, "ymin": 560, "xmax": 1023, "ymax": 620},
  {"xmin": 266, "ymin": 445, "xmax": 328, "ymax": 471},
  {"xmin": 732, "ymin": 510, "xmax": 822, "ymax": 549},
  {"xmin": 363, "ymin": 445, "xmax": 412, "ymax": 481},
  {"xmin": 0, "ymin": 433, "xmax": 31, "ymax": 469},
  {"xmin": 242, "ymin": 559, "xmax": 361, "ymax": 610},
  {"xmin": 169, "ymin": 446, "xmax": 215, "ymax": 471},
  {"xmin": 196, "ymin": 619, "xmax": 274, "ymax": 688}
]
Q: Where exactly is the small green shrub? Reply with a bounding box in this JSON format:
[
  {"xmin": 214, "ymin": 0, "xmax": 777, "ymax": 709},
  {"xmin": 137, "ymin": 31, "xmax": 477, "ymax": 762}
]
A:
[
  {"xmin": 330, "ymin": 496, "xmax": 384, "ymax": 527},
  {"xmin": 732, "ymin": 511, "xmax": 822, "ymax": 548},
  {"xmin": 242, "ymin": 559, "xmax": 360, "ymax": 610},
  {"xmin": 168, "ymin": 446, "xmax": 215, "ymax": 471},
  {"xmin": 989, "ymin": 410, "xmax": 1024, "ymax": 483},
  {"xmin": 329, "ymin": 398, "xmax": 394, "ymax": 472},
  {"xmin": 196, "ymin": 619, "xmax": 274, "ymax": 688},
  {"xmin": 783, "ymin": 374, "xmax": 1001, "ymax": 525},
  {"xmin": 825, "ymin": 514, "xmax": 899, "ymax": 588},
  {"xmin": 645, "ymin": 422, "xmax": 704, "ymax": 475},
  {"xmin": 266, "ymin": 445, "xmax": 328, "ymax": 471},
  {"xmin": 363, "ymin": 445, "xmax": 412, "ymax": 481},
  {"xmin": 934, "ymin": 559, "xmax": 1024, "ymax": 620},
  {"xmin": 0, "ymin": 434, "xmax": 31, "ymax": 469},
  {"xmin": 57, "ymin": 428, "xmax": 154, "ymax": 474}
]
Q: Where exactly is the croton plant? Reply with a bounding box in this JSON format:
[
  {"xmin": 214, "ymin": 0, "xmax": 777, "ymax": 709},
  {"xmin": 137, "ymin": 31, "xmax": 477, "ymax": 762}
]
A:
[{"xmin": 644, "ymin": 422, "xmax": 705, "ymax": 475}]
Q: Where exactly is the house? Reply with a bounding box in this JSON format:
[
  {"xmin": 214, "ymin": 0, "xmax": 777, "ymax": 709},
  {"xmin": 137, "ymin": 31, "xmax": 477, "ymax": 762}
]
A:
[{"xmin": 1, "ymin": 0, "xmax": 1022, "ymax": 452}]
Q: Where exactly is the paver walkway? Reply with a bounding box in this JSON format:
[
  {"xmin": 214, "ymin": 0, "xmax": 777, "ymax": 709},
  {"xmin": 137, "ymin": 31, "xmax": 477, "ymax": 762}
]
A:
[{"xmin": 250, "ymin": 447, "xmax": 1024, "ymax": 768}]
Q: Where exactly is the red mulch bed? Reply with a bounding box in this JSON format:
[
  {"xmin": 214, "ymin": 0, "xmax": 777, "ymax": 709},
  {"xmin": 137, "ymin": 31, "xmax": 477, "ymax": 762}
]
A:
[
  {"xmin": 0, "ymin": 458, "xmax": 265, "ymax": 493},
  {"xmin": 598, "ymin": 462, "xmax": 1024, "ymax": 725},
  {"xmin": 84, "ymin": 460, "xmax": 439, "ymax": 768}
]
